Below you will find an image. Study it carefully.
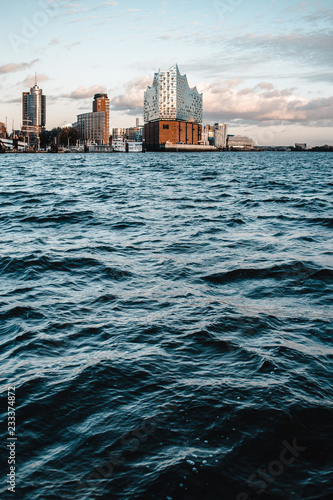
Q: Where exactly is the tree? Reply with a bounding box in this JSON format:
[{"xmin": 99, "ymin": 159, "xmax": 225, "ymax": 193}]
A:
[
  {"xmin": 59, "ymin": 127, "xmax": 79, "ymax": 146},
  {"xmin": 40, "ymin": 130, "xmax": 53, "ymax": 149},
  {"xmin": 40, "ymin": 127, "xmax": 80, "ymax": 148}
]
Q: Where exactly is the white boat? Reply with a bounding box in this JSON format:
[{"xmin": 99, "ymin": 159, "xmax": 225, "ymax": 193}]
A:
[
  {"xmin": 86, "ymin": 144, "xmax": 113, "ymax": 153},
  {"xmin": 112, "ymin": 140, "xmax": 143, "ymax": 152}
]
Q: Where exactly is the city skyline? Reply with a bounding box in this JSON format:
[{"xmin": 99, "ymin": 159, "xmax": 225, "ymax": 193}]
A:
[{"xmin": 1, "ymin": 0, "xmax": 332, "ymax": 146}]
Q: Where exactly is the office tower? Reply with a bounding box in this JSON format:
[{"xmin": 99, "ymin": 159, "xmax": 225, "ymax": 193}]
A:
[
  {"xmin": 22, "ymin": 80, "xmax": 46, "ymax": 137},
  {"xmin": 93, "ymin": 93, "xmax": 110, "ymax": 144},
  {"xmin": 76, "ymin": 93, "xmax": 110, "ymax": 145}
]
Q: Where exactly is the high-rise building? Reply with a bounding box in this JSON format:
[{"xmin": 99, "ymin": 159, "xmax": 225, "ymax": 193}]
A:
[
  {"xmin": 93, "ymin": 93, "xmax": 110, "ymax": 144},
  {"xmin": 144, "ymin": 64, "xmax": 202, "ymax": 150},
  {"xmin": 22, "ymin": 81, "xmax": 46, "ymax": 137},
  {"xmin": 214, "ymin": 123, "xmax": 228, "ymax": 149},
  {"xmin": 76, "ymin": 93, "xmax": 110, "ymax": 145}
]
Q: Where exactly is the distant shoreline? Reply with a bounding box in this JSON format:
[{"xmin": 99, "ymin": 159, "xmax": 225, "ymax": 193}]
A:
[{"xmin": 1, "ymin": 149, "xmax": 333, "ymax": 154}]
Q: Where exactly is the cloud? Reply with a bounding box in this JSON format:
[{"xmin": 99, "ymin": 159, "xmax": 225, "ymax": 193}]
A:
[
  {"xmin": 200, "ymin": 79, "xmax": 333, "ymax": 126},
  {"xmin": 62, "ymin": 85, "xmax": 106, "ymax": 100},
  {"xmin": 182, "ymin": 53, "xmax": 264, "ymax": 80},
  {"xmin": 49, "ymin": 37, "xmax": 60, "ymax": 46},
  {"xmin": 111, "ymin": 76, "xmax": 152, "ymax": 113},
  {"xmin": 64, "ymin": 41, "xmax": 81, "ymax": 49},
  {"xmin": 0, "ymin": 59, "xmax": 39, "ymax": 75},
  {"xmin": 229, "ymin": 30, "xmax": 333, "ymax": 69},
  {"xmin": 255, "ymin": 82, "xmax": 274, "ymax": 91},
  {"xmin": 99, "ymin": 1, "xmax": 118, "ymax": 5},
  {"xmin": 2, "ymin": 96, "xmax": 22, "ymax": 104},
  {"xmin": 301, "ymin": 72, "xmax": 333, "ymax": 84},
  {"xmin": 291, "ymin": 96, "xmax": 333, "ymax": 122},
  {"xmin": 154, "ymin": 24, "xmax": 333, "ymax": 79},
  {"xmin": 301, "ymin": 5, "xmax": 333, "ymax": 27},
  {"xmin": 109, "ymin": 74, "xmax": 333, "ymax": 125},
  {"xmin": 20, "ymin": 74, "xmax": 51, "ymax": 88},
  {"xmin": 52, "ymin": 0, "xmax": 118, "ymax": 19}
]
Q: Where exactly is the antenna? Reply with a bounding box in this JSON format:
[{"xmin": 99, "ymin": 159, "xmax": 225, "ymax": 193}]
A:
[{"xmin": 35, "ymin": 72, "xmax": 37, "ymax": 85}]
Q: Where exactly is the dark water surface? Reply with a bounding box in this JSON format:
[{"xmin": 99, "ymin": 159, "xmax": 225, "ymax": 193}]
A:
[{"xmin": 1, "ymin": 152, "xmax": 332, "ymax": 500}]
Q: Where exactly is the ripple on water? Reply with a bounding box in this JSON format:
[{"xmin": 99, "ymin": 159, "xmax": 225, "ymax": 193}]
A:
[{"xmin": 1, "ymin": 152, "xmax": 332, "ymax": 500}]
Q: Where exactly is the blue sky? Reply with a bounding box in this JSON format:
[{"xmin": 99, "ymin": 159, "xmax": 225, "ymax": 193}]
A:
[{"xmin": 0, "ymin": 0, "xmax": 332, "ymax": 145}]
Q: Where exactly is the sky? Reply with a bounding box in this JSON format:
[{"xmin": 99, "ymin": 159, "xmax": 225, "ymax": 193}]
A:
[{"xmin": 0, "ymin": 0, "xmax": 332, "ymax": 146}]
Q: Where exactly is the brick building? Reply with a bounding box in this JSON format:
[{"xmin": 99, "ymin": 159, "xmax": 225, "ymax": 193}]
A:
[{"xmin": 144, "ymin": 120, "xmax": 201, "ymax": 150}]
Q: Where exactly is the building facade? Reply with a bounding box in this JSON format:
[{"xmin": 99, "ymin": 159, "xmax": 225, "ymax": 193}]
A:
[
  {"xmin": 214, "ymin": 123, "xmax": 228, "ymax": 149},
  {"xmin": 227, "ymin": 135, "xmax": 254, "ymax": 149},
  {"xmin": 112, "ymin": 128, "xmax": 126, "ymax": 141},
  {"xmin": 144, "ymin": 120, "xmax": 201, "ymax": 149},
  {"xmin": 144, "ymin": 64, "xmax": 202, "ymax": 150},
  {"xmin": 22, "ymin": 82, "xmax": 46, "ymax": 137},
  {"xmin": 0, "ymin": 121, "xmax": 6, "ymax": 138},
  {"xmin": 125, "ymin": 125, "xmax": 144, "ymax": 142},
  {"xmin": 93, "ymin": 93, "xmax": 110, "ymax": 144},
  {"xmin": 202, "ymin": 124, "xmax": 214, "ymax": 145},
  {"xmin": 76, "ymin": 112, "xmax": 107, "ymax": 145},
  {"xmin": 201, "ymin": 123, "xmax": 228, "ymax": 148},
  {"xmin": 144, "ymin": 64, "xmax": 202, "ymax": 124},
  {"xmin": 76, "ymin": 93, "xmax": 110, "ymax": 144}
]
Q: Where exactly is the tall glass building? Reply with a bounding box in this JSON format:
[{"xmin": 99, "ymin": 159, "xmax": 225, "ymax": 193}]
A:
[{"xmin": 22, "ymin": 82, "xmax": 46, "ymax": 136}]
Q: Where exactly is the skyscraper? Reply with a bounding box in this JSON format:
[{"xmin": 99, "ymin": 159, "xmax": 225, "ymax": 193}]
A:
[
  {"xmin": 22, "ymin": 80, "xmax": 46, "ymax": 138},
  {"xmin": 144, "ymin": 64, "xmax": 203, "ymax": 150}
]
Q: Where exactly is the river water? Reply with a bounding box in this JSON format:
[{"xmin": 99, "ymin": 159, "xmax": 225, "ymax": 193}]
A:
[{"xmin": 1, "ymin": 152, "xmax": 332, "ymax": 499}]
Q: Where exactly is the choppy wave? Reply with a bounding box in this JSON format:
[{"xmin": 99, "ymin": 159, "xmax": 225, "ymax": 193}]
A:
[{"xmin": 1, "ymin": 152, "xmax": 332, "ymax": 500}]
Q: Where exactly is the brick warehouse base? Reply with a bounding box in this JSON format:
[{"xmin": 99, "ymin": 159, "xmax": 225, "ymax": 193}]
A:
[{"xmin": 144, "ymin": 120, "xmax": 202, "ymax": 151}]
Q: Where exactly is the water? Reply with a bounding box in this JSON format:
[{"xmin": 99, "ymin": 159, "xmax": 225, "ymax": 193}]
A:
[{"xmin": 1, "ymin": 152, "xmax": 332, "ymax": 500}]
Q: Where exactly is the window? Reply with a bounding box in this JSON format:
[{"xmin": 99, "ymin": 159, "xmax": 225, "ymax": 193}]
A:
[{"xmin": 163, "ymin": 124, "xmax": 169, "ymax": 129}]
